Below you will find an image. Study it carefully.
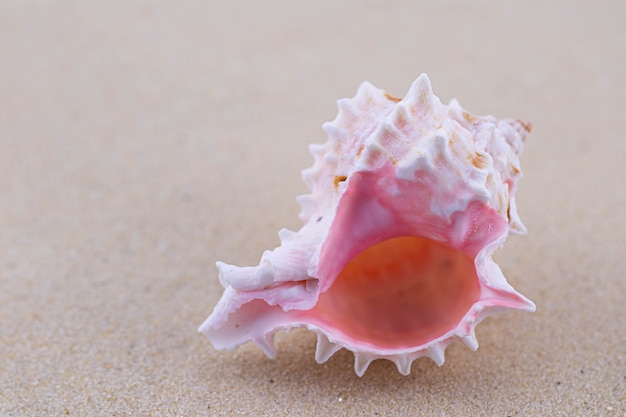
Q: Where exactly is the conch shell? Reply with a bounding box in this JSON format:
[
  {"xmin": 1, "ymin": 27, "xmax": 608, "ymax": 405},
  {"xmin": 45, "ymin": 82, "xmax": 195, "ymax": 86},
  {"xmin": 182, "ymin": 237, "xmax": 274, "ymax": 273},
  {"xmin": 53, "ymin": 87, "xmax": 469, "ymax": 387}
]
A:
[{"xmin": 199, "ymin": 74, "xmax": 535, "ymax": 376}]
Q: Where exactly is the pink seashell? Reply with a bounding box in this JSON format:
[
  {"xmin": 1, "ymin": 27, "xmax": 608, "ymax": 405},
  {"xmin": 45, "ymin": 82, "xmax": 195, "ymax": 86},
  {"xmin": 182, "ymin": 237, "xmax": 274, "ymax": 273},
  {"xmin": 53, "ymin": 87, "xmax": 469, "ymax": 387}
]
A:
[{"xmin": 199, "ymin": 74, "xmax": 535, "ymax": 376}]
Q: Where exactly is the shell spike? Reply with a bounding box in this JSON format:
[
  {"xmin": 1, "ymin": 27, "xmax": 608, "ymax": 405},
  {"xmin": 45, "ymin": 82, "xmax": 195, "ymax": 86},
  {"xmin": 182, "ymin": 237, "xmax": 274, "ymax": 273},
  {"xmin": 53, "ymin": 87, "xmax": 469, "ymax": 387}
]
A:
[
  {"xmin": 483, "ymin": 285, "xmax": 537, "ymax": 313},
  {"xmin": 427, "ymin": 344, "xmax": 446, "ymax": 366},
  {"xmin": 359, "ymin": 140, "xmax": 387, "ymax": 169},
  {"xmin": 460, "ymin": 332, "xmax": 479, "ymax": 351},
  {"xmin": 370, "ymin": 121, "xmax": 402, "ymax": 151},
  {"xmin": 391, "ymin": 103, "xmax": 411, "ymax": 129},
  {"xmin": 277, "ymin": 228, "xmax": 297, "ymax": 243},
  {"xmin": 335, "ymin": 99, "xmax": 360, "ymax": 125},
  {"xmin": 508, "ymin": 198, "xmax": 528, "ymax": 235},
  {"xmin": 254, "ymin": 333, "xmax": 277, "ymax": 359},
  {"xmin": 513, "ymin": 119, "xmax": 532, "ymax": 138},
  {"xmin": 354, "ymin": 353, "xmax": 374, "ymax": 377},
  {"xmin": 392, "ymin": 355, "xmax": 413, "ymax": 376},
  {"xmin": 295, "ymin": 194, "xmax": 316, "ymax": 222},
  {"xmin": 217, "ymin": 260, "xmax": 274, "ymax": 291},
  {"xmin": 405, "ymin": 73, "xmax": 436, "ymax": 111},
  {"xmin": 322, "ymin": 122, "xmax": 348, "ymax": 144},
  {"xmin": 354, "ymin": 80, "xmax": 379, "ymax": 103},
  {"xmin": 479, "ymin": 261, "xmax": 537, "ymax": 313},
  {"xmin": 314, "ymin": 333, "xmax": 342, "ymax": 364},
  {"xmin": 515, "ymin": 293, "xmax": 537, "ymax": 312}
]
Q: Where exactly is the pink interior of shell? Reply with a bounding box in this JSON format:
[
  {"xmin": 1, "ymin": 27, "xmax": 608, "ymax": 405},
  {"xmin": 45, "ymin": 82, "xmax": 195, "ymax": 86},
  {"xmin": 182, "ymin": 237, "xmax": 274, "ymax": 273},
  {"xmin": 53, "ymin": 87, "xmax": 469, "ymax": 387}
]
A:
[
  {"xmin": 300, "ymin": 164, "xmax": 509, "ymax": 350},
  {"xmin": 306, "ymin": 236, "xmax": 480, "ymax": 349}
]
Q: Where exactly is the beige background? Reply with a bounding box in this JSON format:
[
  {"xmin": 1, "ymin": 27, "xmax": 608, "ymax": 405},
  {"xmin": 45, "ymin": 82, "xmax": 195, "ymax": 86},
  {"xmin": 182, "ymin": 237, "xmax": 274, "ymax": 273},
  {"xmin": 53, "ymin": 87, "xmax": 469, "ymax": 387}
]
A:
[{"xmin": 1, "ymin": 1, "xmax": 625, "ymax": 416}]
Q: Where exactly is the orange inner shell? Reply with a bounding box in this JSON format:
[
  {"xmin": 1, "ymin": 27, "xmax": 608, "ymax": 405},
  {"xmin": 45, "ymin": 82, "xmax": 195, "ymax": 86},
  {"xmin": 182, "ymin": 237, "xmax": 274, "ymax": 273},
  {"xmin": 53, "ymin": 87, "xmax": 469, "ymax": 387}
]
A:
[{"xmin": 311, "ymin": 236, "xmax": 481, "ymax": 349}]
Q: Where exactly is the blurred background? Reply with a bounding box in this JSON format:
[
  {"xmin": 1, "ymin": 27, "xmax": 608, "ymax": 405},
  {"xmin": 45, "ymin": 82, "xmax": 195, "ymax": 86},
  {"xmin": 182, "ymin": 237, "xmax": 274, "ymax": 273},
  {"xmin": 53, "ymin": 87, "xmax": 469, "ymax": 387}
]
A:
[{"xmin": 1, "ymin": 1, "xmax": 624, "ymax": 415}]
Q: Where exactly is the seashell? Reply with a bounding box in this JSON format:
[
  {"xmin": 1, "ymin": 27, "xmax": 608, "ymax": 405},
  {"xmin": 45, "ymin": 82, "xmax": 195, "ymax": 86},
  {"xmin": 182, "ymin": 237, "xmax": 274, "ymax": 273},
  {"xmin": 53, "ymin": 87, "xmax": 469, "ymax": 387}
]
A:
[{"xmin": 199, "ymin": 74, "xmax": 535, "ymax": 376}]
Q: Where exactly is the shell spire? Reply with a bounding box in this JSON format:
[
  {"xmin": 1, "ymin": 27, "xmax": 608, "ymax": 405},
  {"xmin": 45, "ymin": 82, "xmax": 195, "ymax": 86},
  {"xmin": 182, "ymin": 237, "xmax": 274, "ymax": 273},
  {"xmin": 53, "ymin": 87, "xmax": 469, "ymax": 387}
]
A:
[{"xmin": 199, "ymin": 74, "xmax": 535, "ymax": 376}]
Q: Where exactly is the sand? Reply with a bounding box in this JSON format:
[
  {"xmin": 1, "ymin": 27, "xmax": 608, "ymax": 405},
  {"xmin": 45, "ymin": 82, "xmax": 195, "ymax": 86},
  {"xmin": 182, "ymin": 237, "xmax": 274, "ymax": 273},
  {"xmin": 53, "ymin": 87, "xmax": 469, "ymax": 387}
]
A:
[{"xmin": 1, "ymin": 1, "xmax": 624, "ymax": 416}]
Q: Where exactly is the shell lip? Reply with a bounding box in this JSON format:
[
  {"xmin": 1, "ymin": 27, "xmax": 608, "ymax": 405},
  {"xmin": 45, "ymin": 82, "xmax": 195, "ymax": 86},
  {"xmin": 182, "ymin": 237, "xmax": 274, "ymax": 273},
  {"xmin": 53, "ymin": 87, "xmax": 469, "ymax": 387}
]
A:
[
  {"xmin": 198, "ymin": 209, "xmax": 535, "ymax": 370},
  {"xmin": 198, "ymin": 254, "xmax": 536, "ymax": 364}
]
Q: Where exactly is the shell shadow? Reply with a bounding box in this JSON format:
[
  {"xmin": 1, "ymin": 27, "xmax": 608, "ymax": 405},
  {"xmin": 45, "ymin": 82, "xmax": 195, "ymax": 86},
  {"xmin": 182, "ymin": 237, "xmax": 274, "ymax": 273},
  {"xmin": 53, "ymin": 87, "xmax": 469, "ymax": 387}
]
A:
[{"xmin": 195, "ymin": 323, "xmax": 538, "ymax": 413}]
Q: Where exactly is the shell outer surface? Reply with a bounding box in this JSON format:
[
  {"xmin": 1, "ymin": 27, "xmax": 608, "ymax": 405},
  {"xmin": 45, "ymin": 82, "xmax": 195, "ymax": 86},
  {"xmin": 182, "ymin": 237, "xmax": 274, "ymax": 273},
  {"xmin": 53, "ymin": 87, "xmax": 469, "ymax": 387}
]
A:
[{"xmin": 199, "ymin": 74, "xmax": 535, "ymax": 377}]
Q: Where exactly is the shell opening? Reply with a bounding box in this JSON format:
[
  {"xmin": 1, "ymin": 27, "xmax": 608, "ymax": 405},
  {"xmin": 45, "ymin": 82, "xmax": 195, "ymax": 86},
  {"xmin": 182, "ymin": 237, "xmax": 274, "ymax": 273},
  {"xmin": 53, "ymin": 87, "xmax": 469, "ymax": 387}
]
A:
[{"xmin": 310, "ymin": 236, "xmax": 480, "ymax": 349}]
